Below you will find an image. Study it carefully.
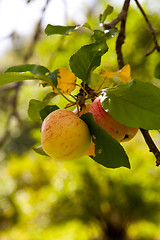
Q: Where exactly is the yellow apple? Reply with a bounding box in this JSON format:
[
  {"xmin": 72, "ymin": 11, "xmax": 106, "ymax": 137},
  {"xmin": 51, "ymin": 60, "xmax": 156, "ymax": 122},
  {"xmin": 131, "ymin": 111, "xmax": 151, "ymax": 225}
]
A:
[
  {"xmin": 73, "ymin": 103, "xmax": 96, "ymax": 157},
  {"xmin": 41, "ymin": 109, "xmax": 91, "ymax": 160},
  {"xmin": 89, "ymin": 96, "xmax": 138, "ymax": 142}
]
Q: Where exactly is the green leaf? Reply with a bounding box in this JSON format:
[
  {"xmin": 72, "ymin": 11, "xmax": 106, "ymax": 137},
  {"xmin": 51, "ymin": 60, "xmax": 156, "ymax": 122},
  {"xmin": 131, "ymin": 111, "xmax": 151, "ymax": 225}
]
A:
[
  {"xmin": 45, "ymin": 24, "xmax": 79, "ymax": 36},
  {"xmin": 5, "ymin": 64, "xmax": 49, "ymax": 75},
  {"xmin": 47, "ymin": 70, "xmax": 59, "ymax": 87},
  {"xmin": 82, "ymin": 22, "xmax": 92, "ymax": 30},
  {"xmin": 154, "ymin": 62, "xmax": 160, "ymax": 79},
  {"xmin": 91, "ymin": 28, "xmax": 118, "ymax": 41},
  {"xmin": 101, "ymin": 79, "xmax": 160, "ymax": 130},
  {"xmin": 33, "ymin": 146, "xmax": 48, "ymax": 156},
  {"xmin": 45, "ymin": 23, "xmax": 92, "ymax": 36},
  {"xmin": 69, "ymin": 41, "xmax": 108, "ymax": 84},
  {"xmin": 0, "ymin": 72, "xmax": 52, "ymax": 87},
  {"xmin": 104, "ymin": 28, "xmax": 118, "ymax": 39},
  {"xmin": 81, "ymin": 113, "xmax": 130, "ymax": 169},
  {"xmin": 40, "ymin": 92, "xmax": 57, "ymax": 108},
  {"xmin": 99, "ymin": 5, "xmax": 114, "ymax": 23},
  {"xmin": 28, "ymin": 92, "xmax": 57, "ymax": 122},
  {"xmin": 40, "ymin": 105, "xmax": 59, "ymax": 121},
  {"xmin": 28, "ymin": 99, "xmax": 42, "ymax": 122},
  {"xmin": 91, "ymin": 30, "xmax": 106, "ymax": 41}
]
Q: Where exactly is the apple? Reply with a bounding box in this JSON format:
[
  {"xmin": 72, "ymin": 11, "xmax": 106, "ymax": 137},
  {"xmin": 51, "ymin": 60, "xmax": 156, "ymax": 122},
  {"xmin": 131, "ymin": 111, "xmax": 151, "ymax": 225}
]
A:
[
  {"xmin": 73, "ymin": 103, "xmax": 96, "ymax": 157},
  {"xmin": 89, "ymin": 96, "xmax": 138, "ymax": 142},
  {"xmin": 41, "ymin": 109, "xmax": 91, "ymax": 160}
]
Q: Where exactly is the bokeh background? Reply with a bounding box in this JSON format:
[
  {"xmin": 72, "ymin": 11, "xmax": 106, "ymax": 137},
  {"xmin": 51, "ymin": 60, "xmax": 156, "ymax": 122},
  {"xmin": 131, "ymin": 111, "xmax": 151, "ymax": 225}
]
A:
[{"xmin": 0, "ymin": 0, "xmax": 160, "ymax": 239}]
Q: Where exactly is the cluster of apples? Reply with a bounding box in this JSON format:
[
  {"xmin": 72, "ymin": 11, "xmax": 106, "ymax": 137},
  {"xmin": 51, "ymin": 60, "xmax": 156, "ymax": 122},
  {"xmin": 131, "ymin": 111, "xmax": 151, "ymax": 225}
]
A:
[{"xmin": 41, "ymin": 96, "xmax": 138, "ymax": 160}]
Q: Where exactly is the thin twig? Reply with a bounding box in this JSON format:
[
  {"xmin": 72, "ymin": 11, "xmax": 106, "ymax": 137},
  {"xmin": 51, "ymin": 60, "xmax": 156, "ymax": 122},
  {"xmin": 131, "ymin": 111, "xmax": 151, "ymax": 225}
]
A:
[
  {"xmin": 24, "ymin": 0, "xmax": 51, "ymax": 62},
  {"xmin": 134, "ymin": 0, "xmax": 160, "ymax": 56},
  {"xmin": 145, "ymin": 46, "xmax": 157, "ymax": 56}
]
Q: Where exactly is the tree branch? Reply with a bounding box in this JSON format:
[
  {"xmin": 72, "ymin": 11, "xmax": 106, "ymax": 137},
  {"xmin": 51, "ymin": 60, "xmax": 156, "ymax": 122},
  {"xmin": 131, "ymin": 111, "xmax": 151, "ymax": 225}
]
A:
[
  {"xmin": 116, "ymin": 0, "xmax": 131, "ymax": 69},
  {"xmin": 112, "ymin": 0, "xmax": 160, "ymax": 166},
  {"xmin": 134, "ymin": 0, "xmax": 160, "ymax": 56},
  {"xmin": 140, "ymin": 129, "xmax": 160, "ymax": 166},
  {"xmin": 103, "ymin": 11, "xmax": 126, "ymax": 30}
]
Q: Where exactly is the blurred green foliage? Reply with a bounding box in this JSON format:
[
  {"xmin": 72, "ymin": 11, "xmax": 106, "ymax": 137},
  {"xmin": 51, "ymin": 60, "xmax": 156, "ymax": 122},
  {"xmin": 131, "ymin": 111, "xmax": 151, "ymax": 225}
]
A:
[{"xmin": 0, "ymin": 0, "xmax": 160, "ymax": 239}]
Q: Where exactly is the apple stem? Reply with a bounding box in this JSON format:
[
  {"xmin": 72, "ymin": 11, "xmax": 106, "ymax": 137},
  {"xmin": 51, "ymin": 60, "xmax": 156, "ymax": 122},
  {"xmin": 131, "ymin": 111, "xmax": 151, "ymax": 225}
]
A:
[{"xmin": 75, "ymin": 83, "xmax": 98, "ymax": 112}]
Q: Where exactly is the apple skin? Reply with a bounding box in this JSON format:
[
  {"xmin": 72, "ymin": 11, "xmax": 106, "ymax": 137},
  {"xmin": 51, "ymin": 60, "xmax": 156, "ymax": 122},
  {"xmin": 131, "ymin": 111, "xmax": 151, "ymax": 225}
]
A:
[
  {"xmin": 89, "ymin": 96, "xmax": 138, "ymax": 142},
  {"xmin": 41, "ymin": 109, "xmax": 91, "ymax": 160},
  {"xmin": 73, "ymin": 103, "xmax": 95, "ymax": 156}
]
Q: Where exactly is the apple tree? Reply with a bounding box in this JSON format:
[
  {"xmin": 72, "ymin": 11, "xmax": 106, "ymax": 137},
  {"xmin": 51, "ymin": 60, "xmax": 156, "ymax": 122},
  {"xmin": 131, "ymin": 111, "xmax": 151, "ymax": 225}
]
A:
[{"xmin": 0, "ymin": 0, "xmax": 160, "ymax": 170}]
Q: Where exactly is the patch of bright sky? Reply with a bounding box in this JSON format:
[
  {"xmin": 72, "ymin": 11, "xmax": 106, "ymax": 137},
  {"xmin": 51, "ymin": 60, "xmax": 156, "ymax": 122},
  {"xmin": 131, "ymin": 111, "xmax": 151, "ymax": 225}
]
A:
[
  {"xmin": 0, "ymin": 0, "xmax": 93, "ymax": 57},
  {"xmin": 0, "ymin": 0, "xmax": 159, "ymax": 57}
]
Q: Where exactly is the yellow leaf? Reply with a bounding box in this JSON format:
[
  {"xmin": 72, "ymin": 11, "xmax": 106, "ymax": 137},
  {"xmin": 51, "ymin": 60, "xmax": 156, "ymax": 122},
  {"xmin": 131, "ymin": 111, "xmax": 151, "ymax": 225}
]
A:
[
  {"xmin": 99, "ymin": 68, "xmax": 119, "ymax": 79},
  {"xmin": 54, "ymin": 68, "xmax": 77, "ymax": 94},
  {"xmin": 39, "ymin": 68, "xmax": 77, "ymax": 94},
  {"xmin": 118, "ymin": 64, "xmax": 131, "ymax": 83},
  {"xmin": 99, "ymin": 64, "xmax": 131, "ymax": 83}
]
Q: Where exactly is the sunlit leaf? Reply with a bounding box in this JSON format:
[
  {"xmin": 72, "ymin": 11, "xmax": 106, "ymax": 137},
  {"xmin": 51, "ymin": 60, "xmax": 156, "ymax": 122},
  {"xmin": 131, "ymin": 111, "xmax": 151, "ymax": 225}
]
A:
[
  {"xmin": 45, "ymin": 24, "xmax": 78, "ymax": 35},
  {"xmin": 118, "ymin": 64, "xmax": 131, "ymax": 82},
  {"xmin": 55, "ymin": 68, "xmax": 77, "ymax": 94},
  {"xmin": 6, "ymin": 64, "xmax": 49, "ymax": 75},
  {"xmin": 45, "ymin": 23, "xmax": 92, "ymax": 36},
  {"xmin": 82, "ymin": 22, "xmax": 92, "ymax": 30},
  {"xmin": 81, "ymin": 113, "xmax": 130, "ymax": 169},
  {"xmin": 45, "ymin": 68, "xmax": 77, "ymax": 94},
  {"xmin": 0, "ymin": 72, "xmax": 51, "ymax": 87},
  {"xmin": 99, "ymin": 64, "xmax": 131, "ymax": 83},
  {"xmin": 70, "ymin": 41, "xmax": 108, "ymax": 84},
  {"xmin": 99, "ymin": 68, "xmax": 119, "ymax": 79},
  {"xmin": 28, "ymin": 92, "xmax": 57, "ymax": 122},
  {"xmin": 101, "ymin": 79, "xmax": 160, "ymax": 130},
  {"xmin": 99, "ymin": 5, "xmax": 114, "ymax": 23}
]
